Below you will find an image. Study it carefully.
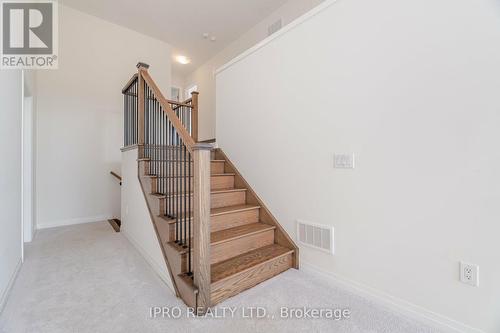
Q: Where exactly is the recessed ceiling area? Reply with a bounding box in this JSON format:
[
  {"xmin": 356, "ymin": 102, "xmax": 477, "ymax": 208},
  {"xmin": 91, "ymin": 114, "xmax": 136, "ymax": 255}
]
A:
[{"xmin": 61, "ymin": 0, "xmax": 290, "ymax": 76}]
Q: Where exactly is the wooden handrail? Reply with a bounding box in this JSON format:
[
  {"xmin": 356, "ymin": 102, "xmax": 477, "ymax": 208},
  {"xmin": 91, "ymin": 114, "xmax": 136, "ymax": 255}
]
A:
[
  {"xmin": 110, "ymin": 171, "xmax": 122, "ymax": 186},
  {"xmin": 140, "ymin": 69, "xmax": 196, "ymax": 151},
  {"xmin": 121, "ymin": 93, "xmax": 193, "ymax": 109},
  {"xmin": 170, "ymin": 96, "xmax": 193, "ymax": 110},
  {"xmin": 110, "ymin": 171, "xmax": 122, "ymax": 181},
  {"xmin": 121, "ymin": 74, "xmax": 138, "ymax": 93},
  {"xmin": 166, "ymin": 99, "xmax": 193, "ymax": 108}
]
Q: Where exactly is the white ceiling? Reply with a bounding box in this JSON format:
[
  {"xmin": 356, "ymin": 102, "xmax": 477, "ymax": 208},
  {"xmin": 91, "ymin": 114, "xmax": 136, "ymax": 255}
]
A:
[{"xmin": 61, "ymin": 0, "xmax": 289, "ymax": 76}]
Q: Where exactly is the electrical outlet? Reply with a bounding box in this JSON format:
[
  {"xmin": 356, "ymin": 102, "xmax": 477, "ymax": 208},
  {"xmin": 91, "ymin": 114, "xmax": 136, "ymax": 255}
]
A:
[{"xmin": 460, "ymin": 262, "xmax": 479, "ymax": 287}]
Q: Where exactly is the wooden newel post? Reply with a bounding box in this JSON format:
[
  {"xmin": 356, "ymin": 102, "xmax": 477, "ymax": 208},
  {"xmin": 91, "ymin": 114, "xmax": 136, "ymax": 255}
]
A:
[
  {"xmin": 191, "ymin": 91, "xmax": 199, "ymax": 142},
  {"xmin": 137, "ymin": 62, "xmax": 149, "ymax": 157},
  {"xmin": 193, "ymin": 142, "xmax": 212, "ymax": 312}
]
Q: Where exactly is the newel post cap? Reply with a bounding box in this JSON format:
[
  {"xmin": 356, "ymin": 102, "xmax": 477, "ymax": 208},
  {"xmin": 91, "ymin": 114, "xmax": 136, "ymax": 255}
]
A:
[{"xmin": 136, "ymin": 62, "xmax": 150, "ymax": 70}]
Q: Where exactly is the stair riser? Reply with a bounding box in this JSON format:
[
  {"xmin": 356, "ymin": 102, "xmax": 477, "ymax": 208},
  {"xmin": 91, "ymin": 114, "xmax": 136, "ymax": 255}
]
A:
[
  {"xmin": 211, "ymin": 175, "xmax": 235, "ymax": 191},
  {"xmin": 211, "ymin": 230, "xmax": 274, "ymax": 264},
  {"xmin": 211, "ymin": 208, "xmax": 260, "ymax": 232},
  {"xmin": 157, "ymin": 191, "xmax": 247, "ymax": 215},
  {"xmin": 211, "ymin": 161, "xmax": 225, "ymax": 174},
  {"xmin": 211, "ymin": 253, "xmax": 293, "ymax": 305},
  {"xmin": 165, "ymin": 208, "xmax": 261, "ymax": 241},
  {"xmin": 212, "ymin": 191, "xmax": 246, "ymax": 209},
  {"xmin": 151, "ymin": 175, "xmax": 234, "ymax": 193},
  {"xmin": 173, "ymin": 229, "xmax": 275, "ymax": 268}
]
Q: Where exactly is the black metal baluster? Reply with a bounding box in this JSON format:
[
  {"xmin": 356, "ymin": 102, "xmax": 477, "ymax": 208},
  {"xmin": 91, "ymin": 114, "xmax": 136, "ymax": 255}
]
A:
[
  {"xmin": 188, "ymin": 151, "xmax": 192, "ymax": 275},
  {"xmin": 136, "ymin": 83, "xmax": 138, "ymax": 144},
  {"xmin": 168, "ymin": 119, "xmax": 172, "ymax": 218},
  {"xmin": 151, "ymin": 88, "xmax": 154, "ymax": 164},
  {"xmin": 127, "ymin": 88, "xmax": 130, "ymax": 146},
  {"xmin": 171, "ymin": 123, "xmax": 175, "ymax": 221},
  {"xmin": 153, "ymin": 90, "xmax": 155, "ymax": 174},
  {"xmin": 163, "ymin": 106, "xmax": 165, "ymax": 195},
  {"xmin": 149, "ymin": 86, "xmax": 152, "ymax": 174},
  {"xmin": 175, "ymin": 133, "xmax": 182, "ymax": 245},
  {"xmin": 124, "ymin": 90, "xmax": 127, "ymax": 146},
  {"xmin": 152, "ymin": 90, "xmax": 155, "ymax": 177},
  {"xmin": 162, "ymin": 105, "xmax": 166, "ymax": 195},
  {"xmin": 130, "ymin": 81, "xmax": 135, "ymax": 144},
  {"xmin": 155, "ymin": 93, "xmax": 158, "ymax": 179},
  {"xmin": 160, "ymin": 103, "xmax": 164, "ymax": 194},
  {"xmin": 183, "ymin": 144, "xmax": 187, "ymax": 248},
  {"xmin": 145, "ymin": 85, "xmax": 148, "ymax": 161},
  {"xmin": 156, "ymin": 96, "xmax": 159, "ymax": 179},
  {"xmin": 136, "ymin": 82, "xmax": 138, "ymax": 144},
  {"xmin": 147, "ymin": 85, "xmax": 150, "ymax": 169},
  {"xmin": 176, "ymin": 129, "xmax": 181, "ymax": 244},
  {"xmin": 131, "ymin": 84, "xmax": 133, "ymax": 144},
  {"xmin": 133, "ymin": 81, "xmax": 136, "ymax": 145},
  {"xmin": 146, "ymin": 85, "xmax": 149, "ymax": 159}
]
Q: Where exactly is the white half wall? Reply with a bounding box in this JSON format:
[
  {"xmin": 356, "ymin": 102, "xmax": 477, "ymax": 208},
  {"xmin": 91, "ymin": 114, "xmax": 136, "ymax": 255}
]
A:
[
  {"xmin": 0, "ymin": 70, "xmax": 23, "ymax": 311},
  {"xmin": 216, "ymin": 0, "xmax": 500, "ymax": 332},
  {"xmin": 121, "ymin": 149, "xmax": 174, "ymax": 293},
  {"xmin": 36, "ymin": 5, "xmax": 172, "ymax": 229}
]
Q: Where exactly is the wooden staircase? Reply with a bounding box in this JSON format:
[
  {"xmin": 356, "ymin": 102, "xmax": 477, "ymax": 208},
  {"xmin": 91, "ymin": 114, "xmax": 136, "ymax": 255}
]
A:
[{"xmin": 123, "ymin": 63, "xmax": 298, "ymax": 312}]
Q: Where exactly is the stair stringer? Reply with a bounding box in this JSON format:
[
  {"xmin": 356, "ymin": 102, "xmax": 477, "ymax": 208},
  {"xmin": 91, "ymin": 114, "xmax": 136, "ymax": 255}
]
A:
[{"xmin": 214, "ymin": 148, "xmax": 299, "ymax": 269}]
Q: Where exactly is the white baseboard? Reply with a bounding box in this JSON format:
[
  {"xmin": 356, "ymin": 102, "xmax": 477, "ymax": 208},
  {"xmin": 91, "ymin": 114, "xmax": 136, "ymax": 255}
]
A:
[
  {"xmin": 0, "ymin": 259, "xmax": 22, "ymax": 314},
  {"xmin": 301, "ymin": 263, "xmax": 484, "ymax": 333},
  {"xmin": 37, "ymin": 215, "xmax": 112, "ymax": 229},
  {"xmin": 121, "ymin": 228, "xmax": 175, "ymax": 294}
]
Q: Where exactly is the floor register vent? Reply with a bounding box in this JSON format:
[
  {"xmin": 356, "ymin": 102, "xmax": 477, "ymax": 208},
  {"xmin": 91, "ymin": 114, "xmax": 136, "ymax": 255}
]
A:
[{"xmin": 297, "ymin": 220, "xmax": 334, "ymax": 254}]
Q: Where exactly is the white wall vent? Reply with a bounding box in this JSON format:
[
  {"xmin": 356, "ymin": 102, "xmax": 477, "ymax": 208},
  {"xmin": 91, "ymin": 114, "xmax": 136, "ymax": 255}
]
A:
[
  {"xmin": 268, "ymin": 19, "xmax": 283, "ymax": 36},
  {"xmin": 296, "ymin": 220, "xmax": 334, "ymax": 254}
]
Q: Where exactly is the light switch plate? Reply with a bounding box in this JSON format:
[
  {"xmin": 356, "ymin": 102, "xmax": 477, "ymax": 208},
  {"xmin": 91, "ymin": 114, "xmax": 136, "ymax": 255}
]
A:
[{"xmin": 334, "ymin": 153, "xmax": 355, "ymax": 169}]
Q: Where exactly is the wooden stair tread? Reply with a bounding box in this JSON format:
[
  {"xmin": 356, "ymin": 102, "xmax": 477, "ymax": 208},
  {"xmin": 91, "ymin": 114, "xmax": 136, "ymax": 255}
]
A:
[
  {"xmin": 164, "ymin": 188, "xmax": 247, "ymax": 198},
  {"xmin": 211, "ymin": 244, "xmax": 293, "ymax": 283},
  {"xmin": 158, "ymin": 204, "xmax": 260, "ymax": 224},
  {"xmin": 211, "ymin": 223, "xmax": 275, "ymax": 245},
  {"xmin": 211, "ymin": 204, "xmax": 260, "ymax": 216}
]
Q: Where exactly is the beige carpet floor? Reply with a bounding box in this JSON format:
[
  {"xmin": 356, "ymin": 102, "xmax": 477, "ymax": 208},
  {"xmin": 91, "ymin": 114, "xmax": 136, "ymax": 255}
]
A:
[{"xmin": 0, "ymin": 222, "xmax": 443, "ymax": 333}]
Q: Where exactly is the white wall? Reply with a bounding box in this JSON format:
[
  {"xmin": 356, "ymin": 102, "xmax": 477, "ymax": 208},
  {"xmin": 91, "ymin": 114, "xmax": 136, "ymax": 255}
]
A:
[
  {"xmin": 171, "ymin": 73, "xmax": 185, "ymax": 95},
  {"xmin": 216, "ymin": 0, "xmax": 500, "ymax": 332},
  {"xmin": 23, "ymin": 70, "xmax": 37, "ymax": 243},
  {"xmin": 36, "ymin": 6, "xmax": 172, "ymax": 228},
  {"xmin": 184, "ymin": 0, "xmax": 325, "ymax": 141},
  {"xmin": 0, "ymin": 70, "xmax": 23, "ymax": 310},
  {"xmin": 121, "ymin": 149, "xmax": 174, "ymax": 293}
]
